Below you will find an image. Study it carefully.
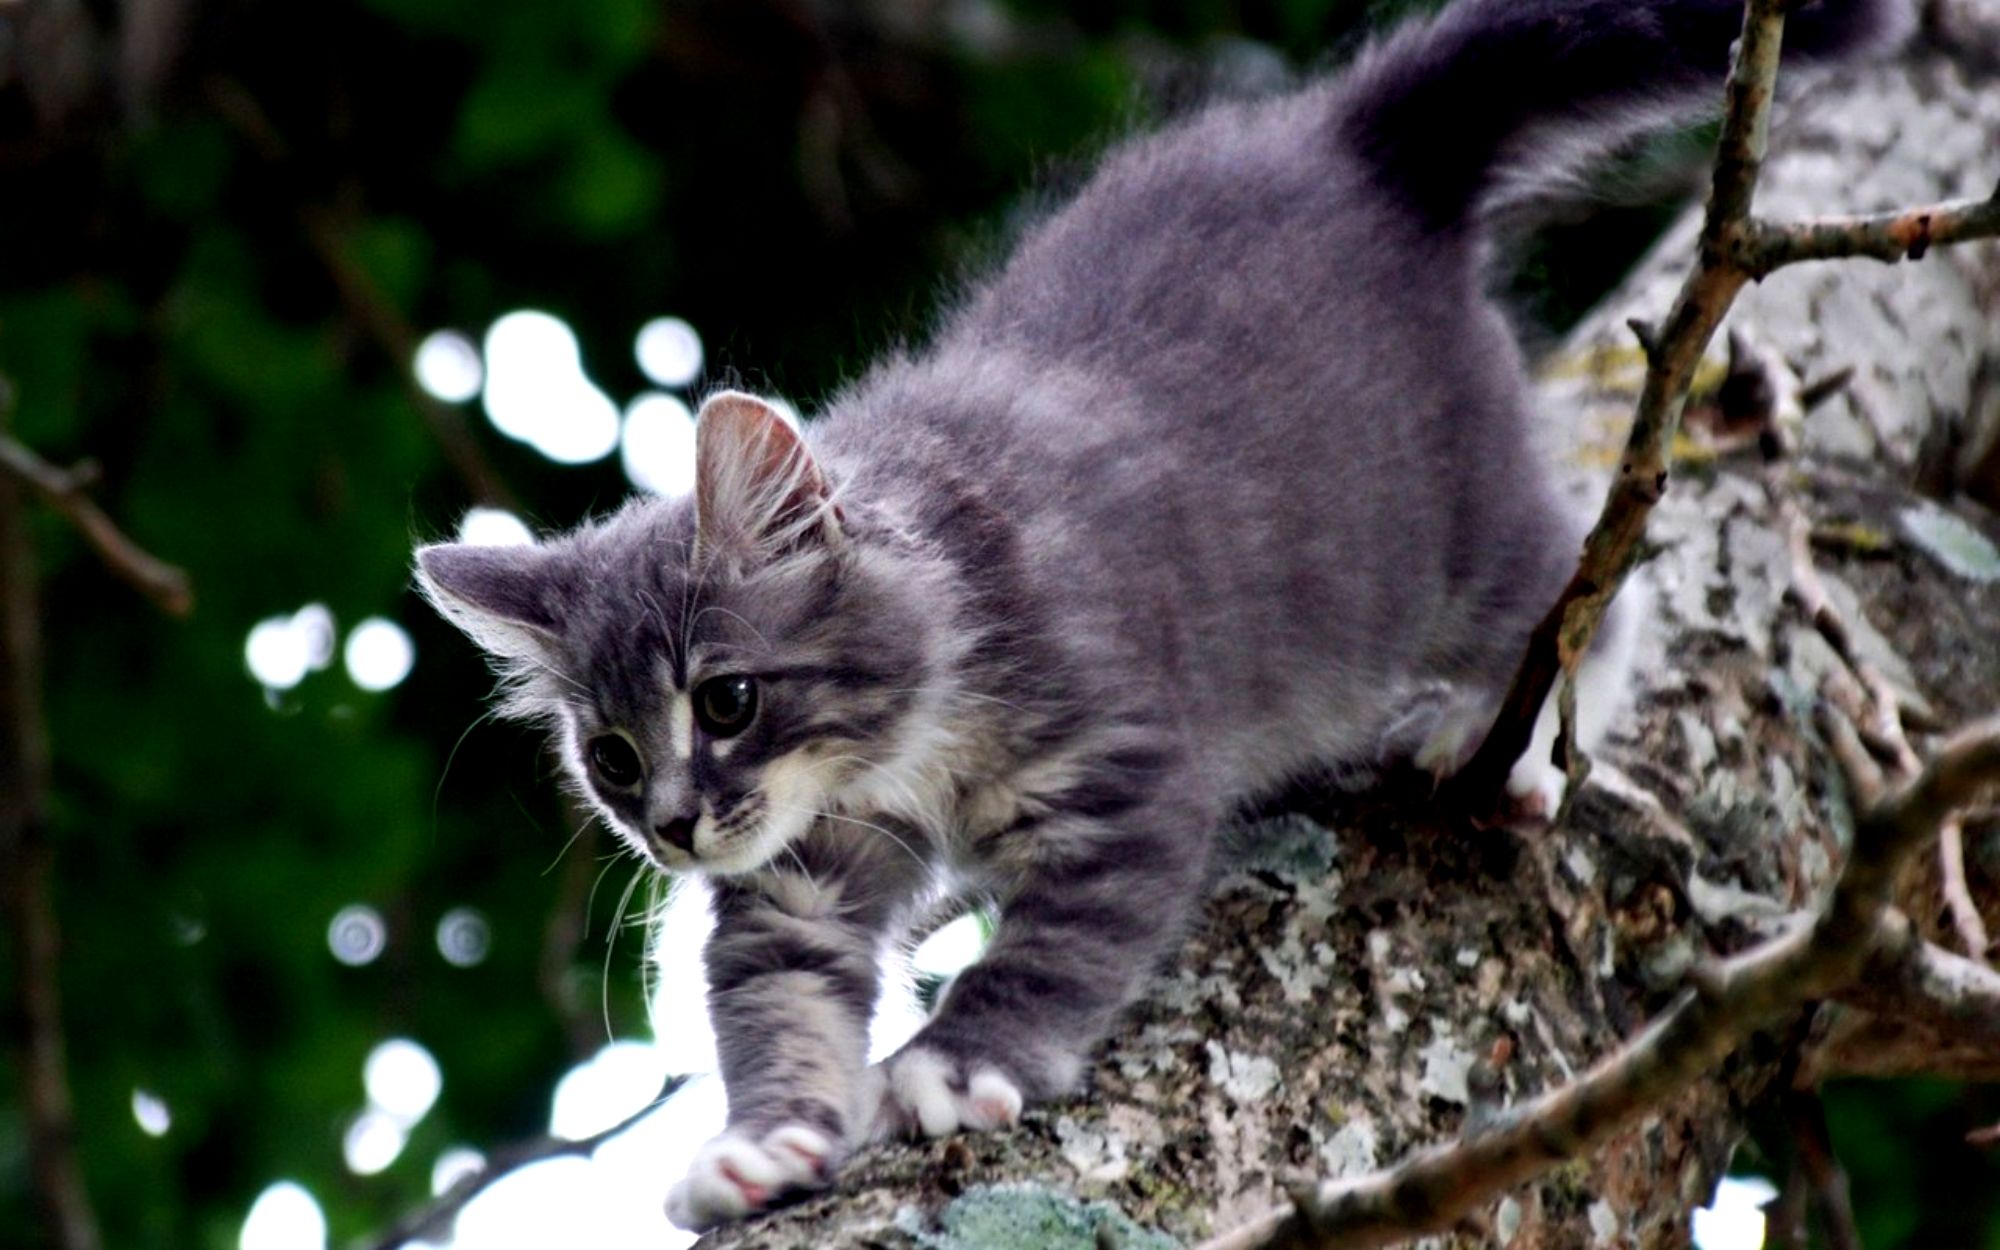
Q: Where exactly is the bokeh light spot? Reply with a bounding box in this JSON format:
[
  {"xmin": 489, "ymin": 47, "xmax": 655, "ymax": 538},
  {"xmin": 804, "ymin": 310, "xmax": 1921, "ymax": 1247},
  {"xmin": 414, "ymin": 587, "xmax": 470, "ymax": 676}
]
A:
[
  {"xmin": 1692, "ymin": 1175, "xmax": 1777, "ymax": 1250},
  {"xmin": 481, "ymin": 310, "xmax": 620, "ymax": 465},
  {"xmin": 245, "ymin": 616, "xmax": 310, "ymax": 691},
  {"xmin": 414, "ymin": 330, "xmax": 484, "ymax": 404},
  {"xmin": 342, "ymin": 1108, "xmax": 407, "ymax": 1176},
  {"xmin": 634, "ymin": 317, "xmax": 703, "ymax": 388},
  {"xmin": 327, "ymin": 904, "xmax": 387, "ymax": 966},
  {"xmin": 290, "ymin": 604, "xmax": 337, "ymax": 672},
  {"xmin": 132, "ymin": 1088, "xmax": 171, "ymax": 1137},
  {"xmin": 431, "ymin": 1145, "xmax": 486, "ymax": 1197},
  {"xmin": 621, "ymin": 393, "xmax": 697, "ymax": 498},
  {"xmin": 364, "ymin": 1037, "xmax": 443, "ymax": 1124},
  {"xmin": 239, "ymin": 1181, "xmax": 326, "ymax": 1250},
  {"xmin": 550, "ymin": 1041, "xmax": 668, "ymax": 1141},
  {"xmin": 435, "ymin": 906, "xmax": 491, "ymax": 967},
  {"xmin": 344, "ymin": 618, "xmax": 415, "ymax": 692},
  {"xmin": 456, "ymin": 507, "xmax": 534, "ymax": 548}
]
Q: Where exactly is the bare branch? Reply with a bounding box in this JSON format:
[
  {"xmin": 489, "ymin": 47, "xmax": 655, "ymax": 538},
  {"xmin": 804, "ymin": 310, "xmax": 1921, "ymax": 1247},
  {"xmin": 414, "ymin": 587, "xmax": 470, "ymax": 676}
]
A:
[
  {"xmin": 365, "ymin": 1074, "xmax": 690, "ymax": 1250},
  {"xmin": 1, "ymin": 414, "xmax": 102, "ymax": 1250},
  {"xmin": 204, "ymin": 76, "xmax": 520, "ymax": 513},
  {"xmin": 1938, "ymin": 814, "xmax": 1992, "ymax": 961},
  {"xmin": 1442, "ymin": 0, "xmax": 1784, "ymax": 808},
  {"xmin": 0, "ymin": 435, "xmax": 192, "ymax": 618},
  {"xmin": 1736, "ymin": 189, "xmax": 2000, "ymax": 275}
]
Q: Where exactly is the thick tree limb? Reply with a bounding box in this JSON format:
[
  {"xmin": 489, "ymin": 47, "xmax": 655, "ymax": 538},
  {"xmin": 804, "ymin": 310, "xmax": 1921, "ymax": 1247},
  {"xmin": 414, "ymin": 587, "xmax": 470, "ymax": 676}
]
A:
[
  {"xmin": 1446, "ymin": 0, "xmax": 2000, "ymax": 811},
  {"xmin": 1198, "ymin": 718, "xmax": 2000, "ymax": 1250},
  {"xmin": 0, "ymin": 433, "xmax": 192, "ymax": 617}
]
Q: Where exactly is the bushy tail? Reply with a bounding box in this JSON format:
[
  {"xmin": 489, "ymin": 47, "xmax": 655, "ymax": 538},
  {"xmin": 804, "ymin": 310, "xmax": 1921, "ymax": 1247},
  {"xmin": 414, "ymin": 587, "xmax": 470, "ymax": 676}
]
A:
[{"xmin": 1336, "ymin": 0, "xmax": 1909, "ymax": 230}]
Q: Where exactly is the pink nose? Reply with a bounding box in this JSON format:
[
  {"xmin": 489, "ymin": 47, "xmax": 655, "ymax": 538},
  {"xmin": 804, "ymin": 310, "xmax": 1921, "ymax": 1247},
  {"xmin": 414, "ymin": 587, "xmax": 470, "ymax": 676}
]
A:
[{"xmin": 656, "ymin": 817, "xmax": 696, "ymax": 852}]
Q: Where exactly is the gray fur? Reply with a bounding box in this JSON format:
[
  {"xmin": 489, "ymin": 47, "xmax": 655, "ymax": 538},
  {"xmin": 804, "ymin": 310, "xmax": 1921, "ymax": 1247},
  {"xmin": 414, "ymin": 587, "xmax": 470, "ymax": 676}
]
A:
[{"xmin": 416, "ymin": 0, "xmax": 1902, "ymax": 1221}]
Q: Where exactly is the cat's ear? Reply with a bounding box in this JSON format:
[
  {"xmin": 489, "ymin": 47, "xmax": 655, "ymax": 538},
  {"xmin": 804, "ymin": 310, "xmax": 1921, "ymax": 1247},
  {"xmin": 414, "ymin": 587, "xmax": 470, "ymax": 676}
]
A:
[
  {"xmin": 694, "ymin": 390, "xmax": 841, "ymax": 559},
  {"xmin": 415, "ymin": 542, "xmax": 569, "ymax": 663}
]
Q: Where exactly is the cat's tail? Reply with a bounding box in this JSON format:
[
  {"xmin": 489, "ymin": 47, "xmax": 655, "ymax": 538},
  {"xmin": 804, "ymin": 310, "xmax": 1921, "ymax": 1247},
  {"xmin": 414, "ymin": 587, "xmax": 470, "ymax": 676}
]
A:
[{"xmin": 1334, "ymin": 0, "xmax": 1910, "ymax": 232}]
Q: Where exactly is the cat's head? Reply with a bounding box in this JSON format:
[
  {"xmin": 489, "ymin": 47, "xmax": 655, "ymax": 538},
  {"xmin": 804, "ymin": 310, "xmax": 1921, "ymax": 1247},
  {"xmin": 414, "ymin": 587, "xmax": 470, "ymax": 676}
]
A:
[{"xmin": 417, "ymin": 391, "xmax": 946, "ymax": 876}]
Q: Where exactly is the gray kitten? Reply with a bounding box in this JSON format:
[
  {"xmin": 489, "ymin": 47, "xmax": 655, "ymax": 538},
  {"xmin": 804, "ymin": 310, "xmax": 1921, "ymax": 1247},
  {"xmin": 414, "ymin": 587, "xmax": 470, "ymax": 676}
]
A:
[{"xmin": 417, "ymin": 0, "xmax": 1899, "ymax": 1228}]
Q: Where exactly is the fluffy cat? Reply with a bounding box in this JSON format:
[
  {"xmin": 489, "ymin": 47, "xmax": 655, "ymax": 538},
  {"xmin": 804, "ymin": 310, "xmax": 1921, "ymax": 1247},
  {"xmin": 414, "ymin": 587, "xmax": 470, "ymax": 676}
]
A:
[{"xmin": 417, "ymin": 0, "xmax": 1901, "ymax": 1229}]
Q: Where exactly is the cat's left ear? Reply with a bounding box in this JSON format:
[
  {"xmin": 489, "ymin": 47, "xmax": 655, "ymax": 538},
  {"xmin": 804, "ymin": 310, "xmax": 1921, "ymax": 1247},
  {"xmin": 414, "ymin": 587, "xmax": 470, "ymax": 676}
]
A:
[
  {"xmin": 694, "ymin": 390, "xmax": 842, "ymax": 560},
  {"xmin": 415, "ymin": 541, "xmax": 571, "ymax": 664}
]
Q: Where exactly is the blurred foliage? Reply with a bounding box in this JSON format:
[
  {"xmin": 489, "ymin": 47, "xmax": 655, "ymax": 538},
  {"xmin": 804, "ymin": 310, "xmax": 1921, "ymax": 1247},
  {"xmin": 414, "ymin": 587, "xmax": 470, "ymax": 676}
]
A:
[{"xmin": 0, "ymin": 1, "xmax": 1993, "ymax": 1248}]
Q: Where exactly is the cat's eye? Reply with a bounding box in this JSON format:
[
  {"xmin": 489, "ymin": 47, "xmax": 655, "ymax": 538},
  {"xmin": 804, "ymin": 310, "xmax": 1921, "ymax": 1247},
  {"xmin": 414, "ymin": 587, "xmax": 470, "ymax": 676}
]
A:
[
  {"xmin": 693, "ymin": 675, "xmax": 758, "ymax": 739},
  {"xmin": 588, "ymin": 734, "xmax": 643, "ymax": 788}
]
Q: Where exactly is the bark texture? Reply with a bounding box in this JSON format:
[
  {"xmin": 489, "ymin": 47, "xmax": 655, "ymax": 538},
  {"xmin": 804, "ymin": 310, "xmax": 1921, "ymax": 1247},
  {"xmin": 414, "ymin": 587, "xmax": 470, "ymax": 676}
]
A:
[{"xmin": 699, "ymin": 13, "xmax": 2000, "ymax": 1248}]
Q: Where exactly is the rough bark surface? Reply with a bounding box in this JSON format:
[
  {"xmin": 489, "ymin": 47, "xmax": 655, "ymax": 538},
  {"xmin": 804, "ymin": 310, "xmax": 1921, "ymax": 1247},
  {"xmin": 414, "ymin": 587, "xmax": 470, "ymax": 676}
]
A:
[{"xmin": 699, "ymin": 15, "xmax": 2000, "ymax": 1248}]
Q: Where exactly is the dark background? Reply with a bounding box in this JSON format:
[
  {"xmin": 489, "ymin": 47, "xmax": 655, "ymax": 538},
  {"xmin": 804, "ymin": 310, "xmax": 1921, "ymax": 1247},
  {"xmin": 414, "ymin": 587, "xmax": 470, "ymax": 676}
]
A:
[{"xmin": 0, "ymin": 0, "xmax": 1992, "ymax": 1246}]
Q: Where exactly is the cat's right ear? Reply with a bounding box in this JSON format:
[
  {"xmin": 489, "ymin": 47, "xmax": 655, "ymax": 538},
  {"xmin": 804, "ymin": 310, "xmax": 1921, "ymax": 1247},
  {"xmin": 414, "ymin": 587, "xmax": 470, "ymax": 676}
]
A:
[{"xmin": 415, "ymin": 542, "xmax": 568, "ymax": 663}]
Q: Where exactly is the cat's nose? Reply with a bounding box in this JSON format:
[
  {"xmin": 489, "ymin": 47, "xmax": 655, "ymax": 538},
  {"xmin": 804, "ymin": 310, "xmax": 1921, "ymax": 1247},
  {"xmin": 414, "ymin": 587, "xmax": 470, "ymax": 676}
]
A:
[{"xmin": 655, "ymin": 816, "xmax": 697, "ymax": 853}]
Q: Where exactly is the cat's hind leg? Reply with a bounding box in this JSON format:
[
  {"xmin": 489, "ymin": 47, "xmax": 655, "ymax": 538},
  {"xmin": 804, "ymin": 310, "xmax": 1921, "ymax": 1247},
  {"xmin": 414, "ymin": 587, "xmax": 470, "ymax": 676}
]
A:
[{"xmin": 1417, "ymin": 579, "xmax": 1650, "ymax": 817}]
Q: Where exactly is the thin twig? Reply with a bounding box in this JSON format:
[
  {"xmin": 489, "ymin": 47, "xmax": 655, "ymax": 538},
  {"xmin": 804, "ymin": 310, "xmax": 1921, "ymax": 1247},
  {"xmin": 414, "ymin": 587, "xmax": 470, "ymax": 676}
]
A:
[
  {"xmin": 1197, "ymin": 717, "xmax": 2000, "ymax": 1250},
  {"xmin": 0, "ymin": 435, "xmax": 192, "ymax": 617},
  {"xmin": 1735, "ymin": 188, "xmax": 2000, "ymax": 275},
  {"xmin": 1443, "ymin": 0, "xmax": 1782, "ymax": 807},
  {"xmin": 1783, "ymin": 1090, "xmax": 1861, "ymax": 1250},
  {"xmin": 1938, "ymin": 814, "xmax": 1992, "ymax": 961},
  {"xmin": 365, "ymin": 1074, "xmax": 690, "ymax": 1250},
  {"xmin": 203, "ymin": 76, "xmax": 518, "ymax": 512},
  {"xmin": 1, "ymin": 415, "xmax": 103, "ymax": 1250}
]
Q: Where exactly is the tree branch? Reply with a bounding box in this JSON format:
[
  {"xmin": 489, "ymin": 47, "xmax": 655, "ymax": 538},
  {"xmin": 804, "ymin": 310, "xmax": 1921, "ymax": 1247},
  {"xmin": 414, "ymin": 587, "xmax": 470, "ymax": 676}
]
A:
[
  {"xmin": 0, "ymin": 433, "xmax": 192, "ymax": 618},
  {"xmin": 1736, "ymin": 187, "xmax": 2000, "ymax": 274},
  {"xmin": 1198, "ymin": 717, "xmax": 2000, "ymax": 1250},
  {"xmin": 0, "ymin": 404, "xmax": 103, "ymax": 1250},
  {"xmin": 364, "ymin": 1074, "xmax": 690, "ymax": 1250},
  {"xmin": 203, "ymin": 76, "xmax": 520, "ymax": 513},
  {"xmin": 1445, "ymin": 0, "xmax": 2000, "ymax": 812}
]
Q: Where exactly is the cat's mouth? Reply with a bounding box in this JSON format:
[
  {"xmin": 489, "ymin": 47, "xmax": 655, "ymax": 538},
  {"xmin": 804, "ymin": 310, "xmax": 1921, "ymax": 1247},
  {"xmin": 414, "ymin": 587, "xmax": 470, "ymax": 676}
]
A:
[{"xmin": 657, "ymin": 793, "xmax": 786, "ymax": 875}]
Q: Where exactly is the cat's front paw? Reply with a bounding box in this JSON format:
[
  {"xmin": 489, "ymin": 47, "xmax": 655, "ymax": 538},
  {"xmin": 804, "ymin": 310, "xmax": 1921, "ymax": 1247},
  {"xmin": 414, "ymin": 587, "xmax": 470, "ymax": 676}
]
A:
[
  {"xmin": 664, "ymin": 1123, "xmax": 838, "ymax": 1231},
  {"xmin": 872, "ymin": 1046, "xmax": 1024, "ymax": 1140}
]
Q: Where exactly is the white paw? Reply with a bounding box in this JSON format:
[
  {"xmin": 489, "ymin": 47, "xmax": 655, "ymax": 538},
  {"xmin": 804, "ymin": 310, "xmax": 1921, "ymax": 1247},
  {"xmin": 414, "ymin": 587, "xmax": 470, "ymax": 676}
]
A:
[
  {"xmin": 664, "ymin": 1123, "xmax": 836, "ymax": 1231},
  {"xmin": 1504, "ymin": 750, "xmax": 1565, "ymax": 820},
  {"xmin": 875, "ymin": 1047, "xmax": 1023, "ymax": 1139}
]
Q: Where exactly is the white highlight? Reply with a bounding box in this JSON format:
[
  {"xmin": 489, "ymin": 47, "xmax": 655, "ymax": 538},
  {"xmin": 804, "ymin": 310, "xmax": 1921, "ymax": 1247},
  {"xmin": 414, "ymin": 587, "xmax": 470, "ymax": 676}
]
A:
[
  {"xmin": 435, "ymin": 906, "xmax": 491, "ymax": 967},
  {"xmin": 912, "ymin": 912, "xmax": 988, "ymax": 978},
  {"xmin": 245, "ymin": 616, "xmax": 310, "ymax": 691},
  {"xmin": 239, "ymin": 1181, "xmax": 326, "ymax": 1250},
  {"xmin": 622, "ymin": 392, "xmax": 698, "ymax": 498},
  {"xmin": 327, "ymin": 904, "xmax": 387, "ymax": 966},
  {"xmin": 431, "ymin": 1145, "xmax": 486, "ymax": 1197},
  {"xmin": 648, "ymin": 879, "xmax": 718, "ymax": 1075},
  {"xmin": 365, "ymin": 1037, "xmax": 443, "ymax": 1124},
  {"xmin": 131, "ymin": 1088, "xmax": 171, "ymax": 1137},
  {"xmin": 457, "ymin": 507, "xmax": 535, "ymax": 548},
  {"xmin": 291, "ymin": 604, "xmax": 336, "ymax": 672},
  {"xmin": 635, "ymin": 317, "xmax": 704, "ymax": 389},
  {"xmin": 1692, "ymin": 1175, "xmax": 1778, "ymax": 1250},
  {"xmin": 342, "ymin": 1108, "xmax": 407, "ymax": 1176},
  {"xmin": 245, "ymin": 605, "xmax": 341, "ymax": 692},
  {"xmin": 414, "ymin": 330, "xmax": 484, "ymax": 403},
  {"xmin": 481, "ymin": 309, "xmax": 620, "ymax": 465},
  {"xmin": 344, "ymin": 617, "xmax": 415, "ymax": 692},
  {"xmin": 551, "ymin": 1041, "xmax": 670, "ymax": 1141}
]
